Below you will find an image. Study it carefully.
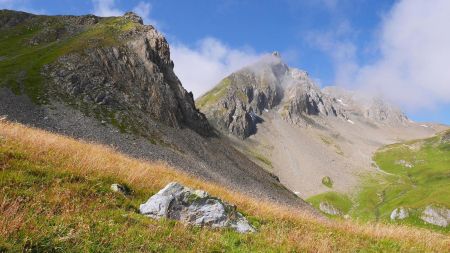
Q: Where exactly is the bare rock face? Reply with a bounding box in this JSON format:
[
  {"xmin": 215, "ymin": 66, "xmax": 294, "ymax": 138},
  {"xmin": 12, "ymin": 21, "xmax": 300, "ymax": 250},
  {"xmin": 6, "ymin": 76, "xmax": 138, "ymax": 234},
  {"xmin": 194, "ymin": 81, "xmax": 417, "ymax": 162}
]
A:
[
  {"xmin": 198, "ymin": 53, "xmax": 409, "ymax": 139},
  {"xmin": 139, "ymin": 182, "xmax": 256, "ymax": 233},
  {"xmin": 39, "ymin": 12, "xmax": 211, "ymax": 137},
  {"xmin": 198, "ymin": 54, "xmax": 285, "ymax": 138},
  {"xmin": 420, "ymin": 205, "xmax": 450, "ymax": 227},
  {"xmin": 390, "ymin": 207, "xmax": 410, "ymax": 220}
]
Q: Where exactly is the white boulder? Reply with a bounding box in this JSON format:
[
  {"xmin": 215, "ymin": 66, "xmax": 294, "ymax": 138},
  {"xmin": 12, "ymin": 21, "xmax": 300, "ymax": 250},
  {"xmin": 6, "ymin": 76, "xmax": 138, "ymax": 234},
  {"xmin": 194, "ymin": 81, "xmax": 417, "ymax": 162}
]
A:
[
  {"xmin": 420, "ymin": 205, "xmax": 450, "ymax": 227},
  {"xmin": 390, "ymin": 207, "xmax": 409, "ymax": 220},
  {"xmin": 139, "ymin": 182, "xmax": 256, "ymax": 233}
]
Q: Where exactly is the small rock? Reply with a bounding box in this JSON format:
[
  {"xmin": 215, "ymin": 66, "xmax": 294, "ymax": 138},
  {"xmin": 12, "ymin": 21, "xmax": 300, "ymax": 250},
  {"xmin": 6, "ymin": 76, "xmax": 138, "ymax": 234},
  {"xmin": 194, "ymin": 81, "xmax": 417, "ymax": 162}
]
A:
[
  {"xmin": 139, "ymin": 182, "xmax": 256, "ymax": 233},
  {"xmin": 111, "ymin": 183, "xmax": 129, "ymax": 195},
  {"xmin": 390, "ymin": 207, "xmax": 409, "ymax": 220},
  {"xmin": 420, "ymin": 205, "xmax": 450, "ymax": 227},
  {"xmin": 442, "ymin": 131, "xmax": 450, "ymax": 143},
  {"xmin": 319, "ymin": 202, "xmax": 342, "ymax": 216},
  {"xmin": 395, "ymin": 160, "xmax": 413, "ymax": 168}
]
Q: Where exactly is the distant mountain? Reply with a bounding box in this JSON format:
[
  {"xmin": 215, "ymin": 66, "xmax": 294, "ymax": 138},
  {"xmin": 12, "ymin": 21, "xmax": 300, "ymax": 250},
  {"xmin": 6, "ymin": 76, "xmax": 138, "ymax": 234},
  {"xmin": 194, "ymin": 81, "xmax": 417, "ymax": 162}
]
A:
[
  {"xmin": 0, "ymin": 10, "xmax": 314, "ymax": 211},
  {"xmin": 197, "ymin": 52, "xmax": 409, "ymax": 139},
  {"xmin": 197, "ymin": 52, "xmax": 445, "ymax": 198}
]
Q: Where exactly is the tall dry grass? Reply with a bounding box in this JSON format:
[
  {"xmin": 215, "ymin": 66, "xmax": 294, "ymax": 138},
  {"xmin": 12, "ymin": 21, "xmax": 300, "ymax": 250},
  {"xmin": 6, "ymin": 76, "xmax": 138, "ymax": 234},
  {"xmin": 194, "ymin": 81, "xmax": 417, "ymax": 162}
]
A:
[{"xmin": 0, "ymin": 120, "xmax": 449, "ymax": 252}]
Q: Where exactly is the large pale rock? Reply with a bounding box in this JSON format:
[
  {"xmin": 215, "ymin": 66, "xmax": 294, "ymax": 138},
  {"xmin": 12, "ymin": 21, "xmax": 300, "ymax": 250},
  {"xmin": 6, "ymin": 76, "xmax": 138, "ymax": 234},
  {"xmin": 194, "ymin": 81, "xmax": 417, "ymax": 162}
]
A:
[
  {"xmin": 319, "ymin": 202, "xmax": 342, "ymax": 216},
  {"xmin": 390, "ymin": 207, "xmax": 409, "ymax": 220},
  {"xmin": 139, "ymin": 182, "xmax": 256, "ymax": 233},
  {"xmin": 420, "ymin": 205, "xmax": 450, "ymax": 227}
]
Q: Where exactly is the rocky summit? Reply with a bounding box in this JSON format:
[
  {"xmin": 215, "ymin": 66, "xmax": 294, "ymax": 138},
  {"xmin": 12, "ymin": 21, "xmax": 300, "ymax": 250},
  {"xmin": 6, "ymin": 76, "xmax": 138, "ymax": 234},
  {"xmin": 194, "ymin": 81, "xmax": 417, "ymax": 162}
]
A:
[{"xmin": 197, "ymin": 52, "xmax": 408, "ymax": 139}]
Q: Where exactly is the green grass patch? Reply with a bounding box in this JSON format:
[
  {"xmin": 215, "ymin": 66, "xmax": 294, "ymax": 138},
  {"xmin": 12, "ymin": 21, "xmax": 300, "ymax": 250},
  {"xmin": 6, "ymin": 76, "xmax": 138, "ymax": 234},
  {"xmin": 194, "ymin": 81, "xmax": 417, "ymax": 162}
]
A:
[
  {"xmin": 322, "ymin": 176, "xmax": 333, "ymax": 188},
  {"xmin": 196, "ymin": 78, "xmax": 231, "ymax": 109},
  {"xmin": 307, "ymin": 191, "xmax": 352, "ymax": 215},
  {"xmin": 351, "ymin": 130, "xmax": 450, "ymax": 231}
]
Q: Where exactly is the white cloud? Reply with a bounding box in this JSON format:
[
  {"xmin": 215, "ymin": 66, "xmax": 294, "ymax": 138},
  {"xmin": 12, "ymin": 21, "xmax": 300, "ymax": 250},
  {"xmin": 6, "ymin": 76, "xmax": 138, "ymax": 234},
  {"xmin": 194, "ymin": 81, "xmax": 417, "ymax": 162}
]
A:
[
  {"xmin": 132, "ymin": 1, "xmax": 158, "ymax": 26},
  {"xmin": 323, "ymin": 0, "xmax": 450, "ymax": 112},
  {"xmin": 171, "ymin": 37, "xmax": 262, "ymax": 98},
  {"xmin": 353, "ymin": 0, "xmax": 450, "ymax": 111},
  {"xmin": 92, "ymin": 0, "xmax": 157, "ymax": 26},
  {"xmin": 92, "ymin": 0, "xmax": 123, "ymax": 17}
]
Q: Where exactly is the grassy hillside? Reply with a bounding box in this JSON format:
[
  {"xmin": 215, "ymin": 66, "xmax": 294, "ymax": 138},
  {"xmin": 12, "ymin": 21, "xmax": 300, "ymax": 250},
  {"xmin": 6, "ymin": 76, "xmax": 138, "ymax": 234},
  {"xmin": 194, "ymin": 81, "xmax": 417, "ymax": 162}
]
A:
[
  {"xmin": 307, "ymin": 130, "xmax": 450, "ymax": 232},
  {"xmin": 0, "ymin": 121, "xmax": 449, "ymax": 252}
]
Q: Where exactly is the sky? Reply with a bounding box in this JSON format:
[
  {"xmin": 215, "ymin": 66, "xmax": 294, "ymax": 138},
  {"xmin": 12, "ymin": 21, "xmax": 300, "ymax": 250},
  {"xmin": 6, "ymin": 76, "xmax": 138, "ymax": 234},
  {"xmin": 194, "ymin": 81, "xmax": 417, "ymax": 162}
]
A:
[{"xmin": 1, "ymin": 0, "xmax": 449, "ymax": 125}]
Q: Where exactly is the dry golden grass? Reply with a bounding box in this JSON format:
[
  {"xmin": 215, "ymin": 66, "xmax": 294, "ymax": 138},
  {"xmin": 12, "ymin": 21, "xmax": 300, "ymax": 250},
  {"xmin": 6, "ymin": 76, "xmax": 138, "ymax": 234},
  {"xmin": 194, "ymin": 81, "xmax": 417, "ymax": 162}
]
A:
[{"xmin": 0, "ymin": 120, "xmax": 449, "ymax": 252}]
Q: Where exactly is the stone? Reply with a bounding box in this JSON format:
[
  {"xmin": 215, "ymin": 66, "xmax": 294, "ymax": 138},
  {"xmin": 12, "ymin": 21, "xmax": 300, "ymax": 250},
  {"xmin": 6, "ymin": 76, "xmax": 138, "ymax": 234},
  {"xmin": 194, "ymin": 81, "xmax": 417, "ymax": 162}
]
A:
[
  {"xmin": 395, "ymin": 160, "xmax": 413, "ymax": 168},
  {"xmin": 319, "ymin": 202, "xmax": 342, "ymax": 216},
  {"xmin": 111, "ymin": 183, "xmax": 129, "ymax": 195},
  {"xmin": 442, "ymin": 131, "xmax": 450, "ymax": 144},
  {"xmin": 139, "ymin": 182, "xmax": 256, "ymax": 233},
  {"xmin": 123, "ymin": 12, "xmax": 143, "ymax": 24},
  {"xmin": 390, "ymin": 207, "xmax": 409, "ymax": 220},
  {"xmin": 420, "ymin": 205, "xmax": 450, "ymax": 227}
]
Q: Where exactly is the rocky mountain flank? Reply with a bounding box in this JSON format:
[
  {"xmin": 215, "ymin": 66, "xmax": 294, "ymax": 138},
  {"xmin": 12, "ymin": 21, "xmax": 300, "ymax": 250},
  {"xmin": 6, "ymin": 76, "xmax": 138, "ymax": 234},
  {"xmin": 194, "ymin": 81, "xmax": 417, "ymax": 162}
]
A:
[
  {"xmin": 197, "ymin": 52, "xmax": 408, "ymax": 139},
  {"xmin": 0, "ymin": 10, "xmax": 316, "ymax": 212},
  {"xmin": 197, "ymin": 53, "xmax": 443, "ymax": 198}
]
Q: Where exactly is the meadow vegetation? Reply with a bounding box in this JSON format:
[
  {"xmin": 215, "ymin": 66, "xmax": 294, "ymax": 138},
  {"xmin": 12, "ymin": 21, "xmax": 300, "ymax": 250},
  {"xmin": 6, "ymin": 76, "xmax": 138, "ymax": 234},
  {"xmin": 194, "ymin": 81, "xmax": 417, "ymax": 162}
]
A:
[
  {"xmin": 308, "ymin": 130, "xmax": 450, "ymax": 233},
  {"xmin": 0, "ymin": 121, "xmax": 449, "ymax": 252}
]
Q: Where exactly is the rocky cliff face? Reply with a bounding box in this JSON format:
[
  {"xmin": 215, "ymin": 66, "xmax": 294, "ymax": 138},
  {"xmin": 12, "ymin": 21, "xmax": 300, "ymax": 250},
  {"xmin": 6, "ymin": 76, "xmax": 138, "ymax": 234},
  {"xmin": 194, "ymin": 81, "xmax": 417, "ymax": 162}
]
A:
[
  {"xmin": 1, "ymin": 10, "xmax": 211, "ymax": 137},
  {"xmin": 198, "ymin": 52, "xmax": 408, "ymax": 138}
]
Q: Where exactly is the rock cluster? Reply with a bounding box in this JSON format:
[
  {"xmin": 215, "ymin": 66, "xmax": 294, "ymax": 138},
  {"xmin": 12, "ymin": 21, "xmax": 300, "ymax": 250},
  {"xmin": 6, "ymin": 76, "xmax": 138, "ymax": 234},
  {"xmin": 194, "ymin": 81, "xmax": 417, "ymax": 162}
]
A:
[
  {"xmin": 139, "ymin": 182, "xmax": 256, "ymax": 233},
  {"xmin": 395, "ymin": 160, "xmax": 413, "ymax": 168},
  {"xmin": 319, "ymin": 202, "xmax": 342, "ymax": 216}
]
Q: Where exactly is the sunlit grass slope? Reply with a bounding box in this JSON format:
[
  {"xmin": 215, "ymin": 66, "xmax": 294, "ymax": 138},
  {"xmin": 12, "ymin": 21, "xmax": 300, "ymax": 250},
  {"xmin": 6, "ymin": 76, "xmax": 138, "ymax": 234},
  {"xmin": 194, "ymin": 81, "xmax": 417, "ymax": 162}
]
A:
[
  {"xmin": 308, "ymin": 130, "xmax": 450, "ymax": 232},
  {"xmin": 0, "ymin": 121, "xmax": 449, "ymax": 252}
]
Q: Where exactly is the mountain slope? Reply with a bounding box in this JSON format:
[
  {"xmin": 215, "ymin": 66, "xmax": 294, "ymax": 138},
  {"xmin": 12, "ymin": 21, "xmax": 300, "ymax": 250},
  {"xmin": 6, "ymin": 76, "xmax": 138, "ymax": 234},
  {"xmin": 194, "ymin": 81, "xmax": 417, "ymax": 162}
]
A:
[
  {"xmin": 198, "ymin": 53, "xmax": 446, "ymax": 198},
  {"xmin": 308, "ymin": 129, "xmax": 450, "ymax": 231},
  {"xmin": 0, "ymin": 10, "xmax": 309, "ymax": 210},
  {"xmin": 1, "ymin": 120, "xmax": 448, "ymax": 252}
]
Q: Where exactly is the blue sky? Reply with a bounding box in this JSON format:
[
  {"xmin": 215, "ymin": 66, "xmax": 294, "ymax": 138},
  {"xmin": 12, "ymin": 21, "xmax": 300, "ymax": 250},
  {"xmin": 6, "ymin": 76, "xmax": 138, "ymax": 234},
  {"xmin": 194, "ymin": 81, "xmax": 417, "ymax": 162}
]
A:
[{"xmin": 1, "ymin": 0, "xmax": 449, "ymax": 125}]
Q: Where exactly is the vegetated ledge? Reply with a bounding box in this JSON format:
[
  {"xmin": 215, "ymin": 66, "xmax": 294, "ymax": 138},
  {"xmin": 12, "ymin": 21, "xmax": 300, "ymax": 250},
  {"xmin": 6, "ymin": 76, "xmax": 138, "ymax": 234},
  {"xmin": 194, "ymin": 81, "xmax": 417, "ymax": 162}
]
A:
[{"xmin": 0, "ymin": 120, "xmax": 449, "ymax": 252}]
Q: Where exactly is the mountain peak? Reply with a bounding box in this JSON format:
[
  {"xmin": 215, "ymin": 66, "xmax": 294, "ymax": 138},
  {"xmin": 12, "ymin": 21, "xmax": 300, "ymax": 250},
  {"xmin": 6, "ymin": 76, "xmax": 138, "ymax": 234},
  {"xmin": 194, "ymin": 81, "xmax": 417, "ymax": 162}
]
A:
[
  {"xmin": 197, "ymin": 57, "xmax": 410, "ymax": 138},
  {"xmin": 123, "ymin": 11, "xmax": 143, "ymax": 24}
]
